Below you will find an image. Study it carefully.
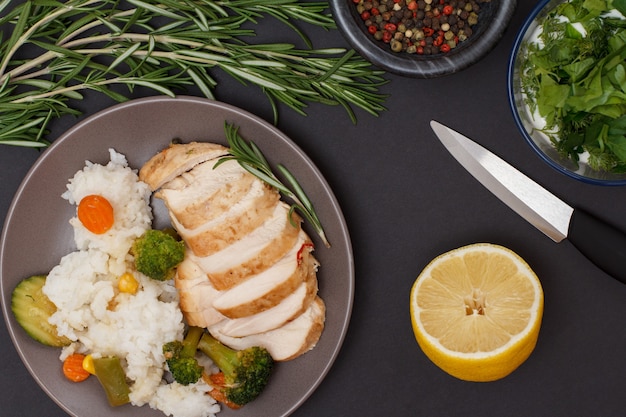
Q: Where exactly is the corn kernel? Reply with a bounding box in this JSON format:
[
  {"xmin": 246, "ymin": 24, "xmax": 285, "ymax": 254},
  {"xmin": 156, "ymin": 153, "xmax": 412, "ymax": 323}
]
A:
[
  {"xmin": 118, "ymin": 272, "xmax": 139, "ymax": 294},
  {"xmin": 82, "ymin": 354, "xmax": 96, "ymax": 375}
]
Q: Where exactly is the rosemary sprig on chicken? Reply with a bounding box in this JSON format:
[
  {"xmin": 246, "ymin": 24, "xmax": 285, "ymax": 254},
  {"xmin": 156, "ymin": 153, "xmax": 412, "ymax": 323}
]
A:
[{"xmin": 216, "ymin": 123, "xmax": 330, "ymax": 247}]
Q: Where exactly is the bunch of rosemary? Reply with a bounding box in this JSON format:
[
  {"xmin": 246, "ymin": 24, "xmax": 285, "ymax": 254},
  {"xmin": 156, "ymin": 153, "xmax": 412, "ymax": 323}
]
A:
[{"xmin": 0, "ymin": 0, "xmax": 388, "ymax": 147}]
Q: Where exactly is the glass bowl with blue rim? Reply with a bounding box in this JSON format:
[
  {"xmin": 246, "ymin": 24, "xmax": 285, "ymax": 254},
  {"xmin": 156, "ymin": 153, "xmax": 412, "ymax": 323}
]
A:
[
  {"xmin": 330, "ymin": 0, "xmax": 517, "ymax": 78},
  {"xmin": 508, "ymin": 0, "xmax": 626, "ymax": 185}
]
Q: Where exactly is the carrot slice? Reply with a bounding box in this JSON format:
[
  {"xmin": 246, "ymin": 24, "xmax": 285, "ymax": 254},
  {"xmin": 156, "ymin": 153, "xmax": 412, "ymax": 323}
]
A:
[
  {"xmin": 77, "ymin": 195, "xmax": 114, "ymax": 234},
  {"xmin": 63, "ymin": 353, "xmax": 91, "ymax": 382}
]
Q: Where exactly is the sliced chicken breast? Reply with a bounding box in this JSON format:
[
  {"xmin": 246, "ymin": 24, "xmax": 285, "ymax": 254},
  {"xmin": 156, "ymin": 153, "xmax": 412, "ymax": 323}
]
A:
[
  {"xmin": 210, "ymin": 297, "xmax": 326, "ymax": 361},
  {"xmin": 158, "ymin": 159, "xmax": 252, "ymax": 230},
  {"xmin": 209, "ymin": 272, "xmax": 317, "ymax": 337},
  {"xmin": 188, "ymin": 202, "xmax": 301, "ymax": 290},
  {"xmin": 212, "ymin": 232, "xmax": 317, "ymax": 318},
  {"xmin": 141, "ymin": 141, "xmax": 326, "ymax": 361},
  {"xmin": 169, "ymin": 177, "xmax": 279, "ymax": 257}
]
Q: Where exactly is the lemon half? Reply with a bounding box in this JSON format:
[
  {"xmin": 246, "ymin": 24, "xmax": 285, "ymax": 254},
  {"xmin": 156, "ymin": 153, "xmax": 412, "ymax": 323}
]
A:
[{"xmin": 410, "ymin": 243, "xmax": 544, "ymax": 382}]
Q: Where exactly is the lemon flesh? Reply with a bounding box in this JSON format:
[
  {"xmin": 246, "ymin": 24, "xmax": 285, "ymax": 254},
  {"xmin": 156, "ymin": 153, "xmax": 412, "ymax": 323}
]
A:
[{"xmin": 410, "ymin": 243, "xmax": 543, "ymax": 382}]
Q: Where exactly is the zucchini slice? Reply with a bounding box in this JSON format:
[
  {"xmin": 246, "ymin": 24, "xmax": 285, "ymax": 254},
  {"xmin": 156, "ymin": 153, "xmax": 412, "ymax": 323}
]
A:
[{"xmin": 11, "ymin": 275, "xmax": 71, "ymax": 347}]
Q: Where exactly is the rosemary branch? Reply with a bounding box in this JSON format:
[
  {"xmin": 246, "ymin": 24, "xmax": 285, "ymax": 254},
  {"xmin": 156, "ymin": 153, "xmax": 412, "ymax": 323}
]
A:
[
  {"xmin": 217, "ymin": 123, "xmax": 330, "ymax": 247},
  {"xmin": 0, "ymin": 0, "xmax": 388, "ymax": 147}
]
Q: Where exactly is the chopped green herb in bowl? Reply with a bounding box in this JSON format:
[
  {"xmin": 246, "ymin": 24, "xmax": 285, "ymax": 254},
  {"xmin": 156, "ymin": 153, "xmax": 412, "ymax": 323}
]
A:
[{"xmin": 508, "ymin": 0, "xmax": 626, "ymax": 184}]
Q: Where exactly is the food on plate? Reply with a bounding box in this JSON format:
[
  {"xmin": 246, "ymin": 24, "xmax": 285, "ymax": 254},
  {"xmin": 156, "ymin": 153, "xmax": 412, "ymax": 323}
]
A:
[
  {"xmin": 118, "ymin": 271, "xmax": 140, "ymax": 294},
  {"xmin": 519, "ymin": 0, "xmax": 626, "ymax": 172},
  {"xmin": 217, "ymin": 124, "xmax": 330, "ymax": 248},
  {"xmin": 60, "ymin": 149, "xmax": 154, "ymax": 274},
  {"xmin": 139, "ymin": 138, "xmax": 326, "ymax": 362},
  {"xmin": 132, "ymin": 228, "xmax": 185, "ymax": 281},
  {"xmin": 162, "ymin": 324, "xmax": 274, "ymax": 408},
  {"xmin": 77, "ymin": 194, "xmax": 115, "ymax": 234},
  {"xmin": 163, "ymin": 326, "xmax": 206, "ymax": 386},
  {"xmin": 92, "ymin": 355, "xmax": 132, "ymax": 406},
  {"xmin": 11, "ymin": 274, "xmax": 71, "ymax": 347},
  {"xmin": 210, "ymin": 297, "xmax": 326, "ymax": 362},
  {"xmin": 34, "ymin": 149, "xmax": 219, "ymax": 416},
  {"xmin": 11, "ymin": 128, "xmax": 329, "ymax": 414},
  {"xmin": 409, "ymin": 243, "xmax": 544, "ymax": 382},
  {"xmin": 198, "ymin": 332, "xmax": 273, "ymax": 409},
  {"xmin": 62, "ymin": 353, "xmax": 91, "ymax": 382},
  {"xmin": 82, "ymin": 354, "xmax": 96, "ymax": 374}
]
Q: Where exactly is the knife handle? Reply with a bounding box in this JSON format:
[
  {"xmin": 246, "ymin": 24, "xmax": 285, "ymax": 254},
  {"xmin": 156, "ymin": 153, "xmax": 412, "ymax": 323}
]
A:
[{"xmin": 569, "ymin": 209, "xmax": 626, "ymax": 285}]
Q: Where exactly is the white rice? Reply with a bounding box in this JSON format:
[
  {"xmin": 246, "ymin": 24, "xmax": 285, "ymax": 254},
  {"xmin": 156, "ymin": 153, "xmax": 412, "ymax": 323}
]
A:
[
  {"xmin": 42, "ymin": 149, "xmax": 220, "ymax": 417},
  {"xmin": 61, "ymin": 149, "xmax": 153, "ymax": 275}
]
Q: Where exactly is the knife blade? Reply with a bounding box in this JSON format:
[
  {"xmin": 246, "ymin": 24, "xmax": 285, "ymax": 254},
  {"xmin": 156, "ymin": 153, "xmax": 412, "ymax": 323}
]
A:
[{"xmin": 431, "ymin": 120, "xmax": 626, "ymax": 285}]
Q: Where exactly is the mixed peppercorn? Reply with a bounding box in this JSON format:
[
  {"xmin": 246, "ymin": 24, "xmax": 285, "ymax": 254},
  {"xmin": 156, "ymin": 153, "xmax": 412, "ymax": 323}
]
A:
[{"xmin": 353, "ymin": 0, "xmax": 491, "ymax": 55}]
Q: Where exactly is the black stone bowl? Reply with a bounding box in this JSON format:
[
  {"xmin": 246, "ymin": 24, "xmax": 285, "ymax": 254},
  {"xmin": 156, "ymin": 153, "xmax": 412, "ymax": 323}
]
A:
[{"xmin": 330, "ymin": 0, "xmax": 517, "ymax": 78}]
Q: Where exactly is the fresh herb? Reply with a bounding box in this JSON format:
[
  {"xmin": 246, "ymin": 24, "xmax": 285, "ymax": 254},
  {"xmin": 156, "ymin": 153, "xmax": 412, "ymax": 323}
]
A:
[
  {"xmin": 519, "ymin": 0, "xmax": 626, "ymax": 172},
  {"xmin": 0, "ymin": 0, "xmax": 388, "ymax": 148},
  {"xmin": 216, "ymin": 123, "xmax": 330, "ymax": 247}
]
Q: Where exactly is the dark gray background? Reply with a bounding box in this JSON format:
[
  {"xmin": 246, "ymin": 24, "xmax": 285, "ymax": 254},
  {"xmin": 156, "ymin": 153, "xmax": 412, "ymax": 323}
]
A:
[{"xmin": 3, "ymin": 1, "xmax": 626, "ymax": 416}]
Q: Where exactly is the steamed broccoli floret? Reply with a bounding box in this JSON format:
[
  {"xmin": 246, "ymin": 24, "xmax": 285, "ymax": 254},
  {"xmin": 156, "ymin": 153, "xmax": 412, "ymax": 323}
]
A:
[
  {"xmin": 198, "ymin": 332, "xmax": 274, "ymax": 408},
  {"xmin": 163, "ymin": 326, "xmax": 204, "ymax": 385},
  {"xmin": 132, "ymin": 229, "xmax": 184, "ymax": 281}
]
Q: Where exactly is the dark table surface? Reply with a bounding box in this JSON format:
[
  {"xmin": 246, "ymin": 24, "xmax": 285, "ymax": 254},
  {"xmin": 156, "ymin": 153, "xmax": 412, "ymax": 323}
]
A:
[{"xmin": 4, "ymin": 1, "xmax": 626, "ymax": 416}]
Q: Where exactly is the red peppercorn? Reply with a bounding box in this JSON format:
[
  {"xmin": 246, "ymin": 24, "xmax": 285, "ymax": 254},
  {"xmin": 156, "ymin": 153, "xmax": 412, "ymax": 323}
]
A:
[
  {"xmin": 361, "ymin": 11, "xmax": 370, "ymax": 20},
  {"xmin": 407, "ymin": 1, "xmax": 418, "ymax": 11},
  {"xmin": 443, "ymin": 5, "xmax": 454, "ymax": 15},
  {"xmin": 371, "ymin": 7, "xmax": 380, "ymax": 15},
  {"xmin": 368, "ymin": 24, "xmax": 377, "ymax": 34},
  {"xmin": 384, "ymin": 23, "xmax": 397, "ymax": 32},
  {"xmin": 440, "ymin": 43, "xmax": 451, "ymax": 53},
  {"xmin": 423, "ymin": 27, "xmax": 434, "ymax": 37},
  {"xmin": 433, "ymin": 36, "xmax": 443, "ymax": 46},
  {"xmin": 382, "ymin": 31, "xmax": 392, "ymax": 43}
]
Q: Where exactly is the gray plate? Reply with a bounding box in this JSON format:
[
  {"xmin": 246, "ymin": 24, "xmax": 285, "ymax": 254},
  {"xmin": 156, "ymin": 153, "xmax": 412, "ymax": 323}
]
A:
[{"xmin": 0, "ymin": 96, "xmax": 354, "ymax": 417}]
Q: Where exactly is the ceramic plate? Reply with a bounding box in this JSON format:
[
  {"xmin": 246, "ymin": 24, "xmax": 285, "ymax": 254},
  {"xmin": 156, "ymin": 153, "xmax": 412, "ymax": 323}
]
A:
[{"xmin": 0, "ymin": 96, "xmax": 354, "ymax": 417}]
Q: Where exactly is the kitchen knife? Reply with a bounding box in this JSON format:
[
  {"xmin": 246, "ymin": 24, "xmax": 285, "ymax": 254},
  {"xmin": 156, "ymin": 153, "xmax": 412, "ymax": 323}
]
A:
[{"xmin": 430, "ymin": 120, "xmax": 626, "ymax": 285}]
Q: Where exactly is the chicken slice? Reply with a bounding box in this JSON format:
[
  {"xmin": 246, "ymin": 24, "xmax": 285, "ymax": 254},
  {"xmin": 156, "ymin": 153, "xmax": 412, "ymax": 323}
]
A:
[
  {"xmin": 188, "ymin": 202, "xmax": 301, "ymax": 290},
  {"xmin": 210, "ymin": 297, "xmax": 326, "ymax": 361},
  {"xmin": 212, "ymin": 232, "xmax": 317, "ymax": 318},
  {"xmin": 208, "ymin": 270, "xmax": 318, "ymax": 338},
  {"xmin": 167, "ymin": 176, "xmax": 280, "ymax": 257},
  {"xmin": 157, "ymin": 159, "xmax": 252, "ymax": 230},
  {"xmin": 139, "ymin": 142, "xmax": 229, "ymax": 190},
  {"xmin": 175, "ymin": 257, "xmax": 225, "ymax": 328}
]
